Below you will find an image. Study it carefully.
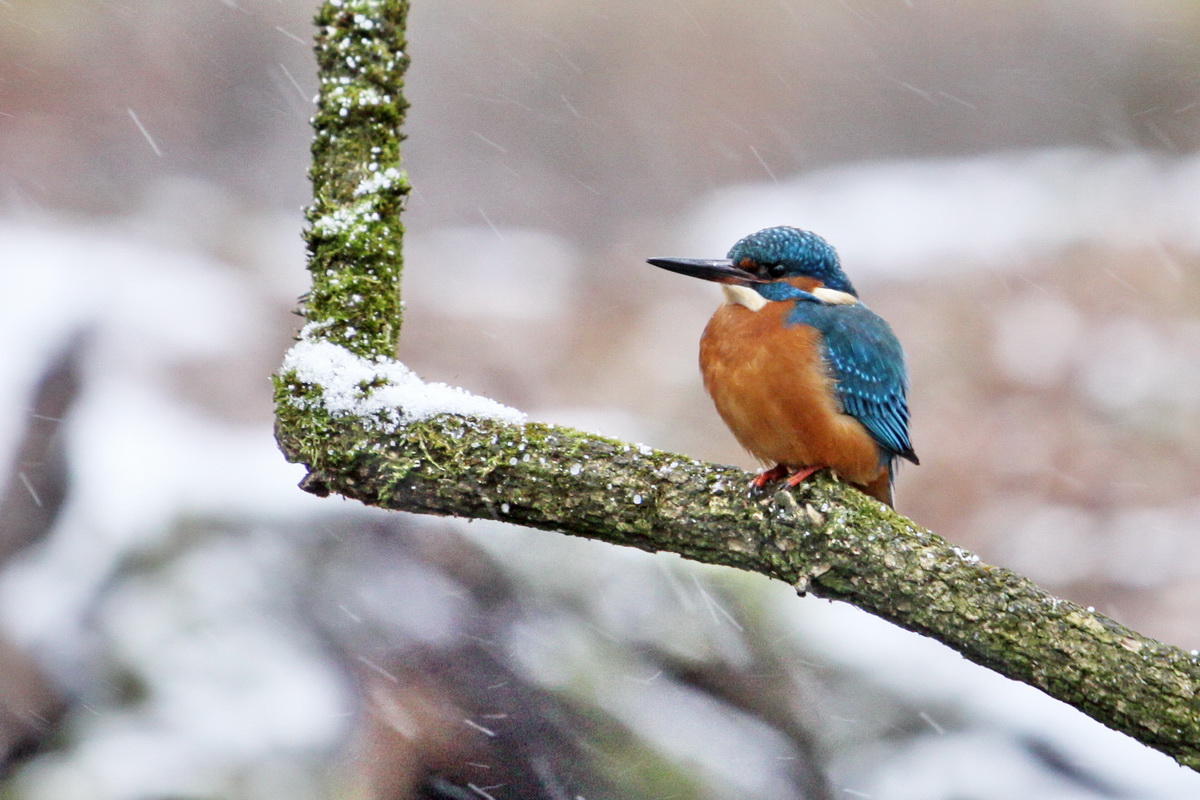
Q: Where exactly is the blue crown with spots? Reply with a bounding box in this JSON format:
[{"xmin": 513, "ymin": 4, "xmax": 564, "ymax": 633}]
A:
[{"xmin": 727, "ymin": 226, "xmax": 856, "ymax": 295}]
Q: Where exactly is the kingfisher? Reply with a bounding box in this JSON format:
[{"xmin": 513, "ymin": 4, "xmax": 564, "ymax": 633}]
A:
[{"xmin": 648, "ymin": 226, "xmax": 917, "ymax": 507}]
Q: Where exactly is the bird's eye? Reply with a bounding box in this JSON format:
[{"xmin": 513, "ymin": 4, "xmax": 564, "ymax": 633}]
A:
[{"xmin": 764, "ymin": 263, "xmax": 786, "ymax": 279}]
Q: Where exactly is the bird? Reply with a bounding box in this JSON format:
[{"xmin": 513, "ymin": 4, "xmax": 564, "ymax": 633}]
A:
[{"xmin": 647, "ymin": 226, "xmax": 917, "ymax": 507}]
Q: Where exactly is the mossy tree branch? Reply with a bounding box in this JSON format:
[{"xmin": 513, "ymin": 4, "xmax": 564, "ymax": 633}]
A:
[
  {"xmin": 305, "ymin": 0, "xmax": 410, "ymax": 357},
  {"xmin": 275, "ymin": 0, "xmax": 1200, "ymax": 772}
]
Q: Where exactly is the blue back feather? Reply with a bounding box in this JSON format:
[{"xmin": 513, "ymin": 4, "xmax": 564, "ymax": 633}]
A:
[{"xmin": 785, "ymin": 300, "xmax": 917, "ymax": 465}]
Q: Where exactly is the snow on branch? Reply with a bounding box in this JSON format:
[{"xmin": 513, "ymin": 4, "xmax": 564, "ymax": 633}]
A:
[{"xmin": 282, "ymin": 330, "xmax": 526, "ymax": 430}]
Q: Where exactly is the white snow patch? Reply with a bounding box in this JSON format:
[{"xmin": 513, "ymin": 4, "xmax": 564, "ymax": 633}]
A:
[
  {"xmin": 353, "ymin": 166, "xmax": 405, "ymax": 197},
  {"xmin": 281, "ymin": 336, "xmax": 526, "ymax": 427},
  {"xmin": 310, "ymin": 202, "xmax": 380, "ymax": 239}
]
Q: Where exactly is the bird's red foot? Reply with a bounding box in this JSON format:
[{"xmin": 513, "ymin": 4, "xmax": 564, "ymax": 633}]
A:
[
  {"xmin": 750, "ymin": 464, "xmax": 789, "ymax": 489},
  {"xmin": 784, "ymin": 465, "xmax": 822, "ymax": 488}
]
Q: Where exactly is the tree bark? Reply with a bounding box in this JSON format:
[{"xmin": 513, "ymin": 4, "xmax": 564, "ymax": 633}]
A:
[{"xmin": 275, "ymin": 0, "xmax": 1200, "ymax": 771}]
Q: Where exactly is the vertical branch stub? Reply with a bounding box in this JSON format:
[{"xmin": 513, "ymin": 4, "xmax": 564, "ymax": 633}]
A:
[{"xmin": 304, "ymin": 0, "xmax": 411, "ymax": 358}]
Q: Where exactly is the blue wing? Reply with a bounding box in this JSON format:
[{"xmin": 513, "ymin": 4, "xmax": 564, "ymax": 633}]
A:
[{"xmin": 787, "ymin": 301, "xmax": 918, "ymax": 464}]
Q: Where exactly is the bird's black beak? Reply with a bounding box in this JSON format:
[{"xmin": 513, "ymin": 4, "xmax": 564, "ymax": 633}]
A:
[{"xmin": 646, "ymin": 257, "xmax": 766, "ymax": 285}]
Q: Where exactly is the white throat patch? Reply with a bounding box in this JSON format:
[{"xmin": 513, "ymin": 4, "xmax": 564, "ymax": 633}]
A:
[
  {"xmin": 722, "ymin": 284, "xmax": 768, "ymax": 312},
  {"xmin": 812, "ymin": 287, "xmax": 859, "ymax": 305}
]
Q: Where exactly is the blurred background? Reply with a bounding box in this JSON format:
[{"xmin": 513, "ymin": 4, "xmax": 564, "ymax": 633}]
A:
[{"xmin": 2, "ymin": 0, "xmax": 1200, "ymax": 797}]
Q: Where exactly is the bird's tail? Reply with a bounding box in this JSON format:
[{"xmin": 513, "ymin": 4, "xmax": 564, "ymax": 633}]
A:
[{"xmin": 861, "ymin": 468, "xmax": 894, "ymax": 508}]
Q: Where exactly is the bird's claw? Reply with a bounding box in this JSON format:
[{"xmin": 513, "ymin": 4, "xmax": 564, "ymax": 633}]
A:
[
  {"xmin": 748, "ymin": 465, "xmax": 825, "ymax": 491},
  {"xmin": 751, "ymin": 464, "xmax": 824, "ymax": 490},
  {"xmin": 750, "ymin": 464, "xmax": 789, "ymax": 490},
  {"xmin": 784, "ymin": 465, "xmax": 822, "ymax": 488}
]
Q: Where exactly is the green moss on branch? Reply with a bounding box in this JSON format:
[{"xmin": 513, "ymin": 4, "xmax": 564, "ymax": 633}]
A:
[{"xmin": 304, "ymin": 0, "xmax": 411, "ymax": 357}]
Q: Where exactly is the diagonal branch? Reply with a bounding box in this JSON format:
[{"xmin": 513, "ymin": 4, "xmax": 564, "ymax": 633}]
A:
[{"xmin": 275, "ymin": 0, "xmax": 1200, "ymax": 772}]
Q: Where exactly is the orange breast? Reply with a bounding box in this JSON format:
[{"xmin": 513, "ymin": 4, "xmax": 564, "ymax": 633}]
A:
[{"xmin": 699, "ymin": 301, "xmax": 885, "ymax": 487}]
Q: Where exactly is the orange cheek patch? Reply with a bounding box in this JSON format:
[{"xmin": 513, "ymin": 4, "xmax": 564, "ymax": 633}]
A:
[{"xmin": 786, "ymin": 276, "xmax": 822, "ymax": 292}]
